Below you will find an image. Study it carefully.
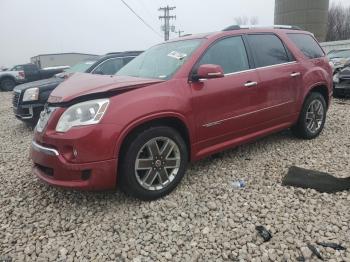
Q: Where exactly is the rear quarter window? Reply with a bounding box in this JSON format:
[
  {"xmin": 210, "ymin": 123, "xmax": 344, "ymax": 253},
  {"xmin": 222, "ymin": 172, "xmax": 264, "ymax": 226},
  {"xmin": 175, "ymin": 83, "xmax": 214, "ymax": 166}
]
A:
[{"xmin": 287, "ymin": 33, "xmax": 325, "ymax": 59}]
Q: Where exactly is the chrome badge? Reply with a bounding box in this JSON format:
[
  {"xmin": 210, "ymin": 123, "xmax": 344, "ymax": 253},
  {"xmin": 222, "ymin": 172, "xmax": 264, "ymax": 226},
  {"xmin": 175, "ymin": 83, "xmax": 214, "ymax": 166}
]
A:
[{"xmin": 36, "ymin": 106, "xmax": 55, "ymax": 133}]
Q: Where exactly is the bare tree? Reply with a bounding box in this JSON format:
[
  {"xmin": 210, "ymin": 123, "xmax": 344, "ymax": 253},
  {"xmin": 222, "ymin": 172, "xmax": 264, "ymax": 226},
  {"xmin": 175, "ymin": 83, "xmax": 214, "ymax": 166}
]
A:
[
  {"xmin": 250, "ymin": 16, "xmax": 259, "ymax": 25},
  {"xmin": 234, "ymin": 16, "xmax": 249, "ymax": 25},
  {"xmin": 234, "ymin": 16, "xmax": 259, "ymax": 26},
  {"xmin": 326, "ymin": 3, "xmax": 350, "ymax": 41}
]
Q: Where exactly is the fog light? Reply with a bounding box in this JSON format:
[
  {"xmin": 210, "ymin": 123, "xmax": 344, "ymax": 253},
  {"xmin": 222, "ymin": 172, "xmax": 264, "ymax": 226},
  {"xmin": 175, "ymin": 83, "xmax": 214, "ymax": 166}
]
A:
[{"xmin": 81, "ymin": 170, "xmax": 91, "ymax": 180}]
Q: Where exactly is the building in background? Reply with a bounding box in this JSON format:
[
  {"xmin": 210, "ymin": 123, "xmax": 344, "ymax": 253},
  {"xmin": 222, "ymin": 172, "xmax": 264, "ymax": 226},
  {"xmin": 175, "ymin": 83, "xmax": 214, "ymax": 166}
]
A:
[
  {"xmin": 30, "ymin": 52, "xmax": 99, "ymax": 69},
  {"xmin": 274, "ymin": 0, "xmax": 329, "ymax": 41}
]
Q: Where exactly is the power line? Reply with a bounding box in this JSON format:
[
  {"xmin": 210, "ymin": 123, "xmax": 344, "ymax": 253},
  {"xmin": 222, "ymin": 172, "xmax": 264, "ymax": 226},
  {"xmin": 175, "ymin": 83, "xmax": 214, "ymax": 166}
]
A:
[{"xmin": 120, "ymin": 0, "xmax": 162, "ymax": 38}]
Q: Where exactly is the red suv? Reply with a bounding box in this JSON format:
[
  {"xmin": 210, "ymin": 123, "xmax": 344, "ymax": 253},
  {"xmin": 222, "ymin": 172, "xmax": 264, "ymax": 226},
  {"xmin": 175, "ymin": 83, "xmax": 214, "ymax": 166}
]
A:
[{"xmin": 31, "ymin": 26, "xmax": 332, "ymax": 200}]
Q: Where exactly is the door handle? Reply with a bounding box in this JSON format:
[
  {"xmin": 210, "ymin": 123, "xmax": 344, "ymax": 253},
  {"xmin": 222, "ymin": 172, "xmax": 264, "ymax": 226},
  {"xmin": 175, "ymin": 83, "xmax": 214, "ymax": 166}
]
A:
[
  {"xmin": 290, "ymin": 72, "xmax": 301, "ymax": 77},
  {"xmin": 244, "ymin": 81, "xmax": 258, "ymax": 87}
]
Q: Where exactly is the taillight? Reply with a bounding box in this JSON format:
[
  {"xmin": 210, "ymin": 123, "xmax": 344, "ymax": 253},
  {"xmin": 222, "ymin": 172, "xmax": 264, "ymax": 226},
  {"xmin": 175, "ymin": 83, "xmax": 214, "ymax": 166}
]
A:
[{"xmin": 19, "ymin": 71, "xmax": 25, "ymax": 79}]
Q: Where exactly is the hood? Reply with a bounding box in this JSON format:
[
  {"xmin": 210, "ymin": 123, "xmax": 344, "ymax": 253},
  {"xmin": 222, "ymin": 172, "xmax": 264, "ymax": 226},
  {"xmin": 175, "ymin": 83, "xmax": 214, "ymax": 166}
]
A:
[
  {"xmin": 0, "ymin": 70, "xmax": 18, "ymax": 77},
  {"xmin": 48, "ymin": 73, "xmax": 165, "ymax": 104},
  {"xmin": 14, "ymin": 77, "xmax": 63, "ymax": 92},
  {"xmin": 338, "ymin": 67, "xmax": 350, "ymax": 79}
]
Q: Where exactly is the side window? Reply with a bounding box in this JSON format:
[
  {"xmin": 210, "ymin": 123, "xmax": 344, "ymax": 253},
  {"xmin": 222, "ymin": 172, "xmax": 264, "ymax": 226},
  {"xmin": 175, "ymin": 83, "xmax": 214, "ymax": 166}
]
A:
[
  {"xmin": 93, "ymin": 58, "xmax": 124, "ymax": 75},
  {"xmin": 247, "ymin": 34, "xmax": 290, "ymax": 67},
  {"xmin": 25, "ymin": 64, "xmax": 38, "ymax": 73},
  {"xmin": 197, "ymin": 36, "xmax": 250, "ymax": 74},
  {"xmin": 13, "ymin": 65, "xmax": 23, "ymax": 71},
  {"xmin": 123, "ymin": 57, "xmax": 135, "ymax": 66},
  {"xmin": 287, "ymin": 33, "xmax": 325, "ymax": 59}
]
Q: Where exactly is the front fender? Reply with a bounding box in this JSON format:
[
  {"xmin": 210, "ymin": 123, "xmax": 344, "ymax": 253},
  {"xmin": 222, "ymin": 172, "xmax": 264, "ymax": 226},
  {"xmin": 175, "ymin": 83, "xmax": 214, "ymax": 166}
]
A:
[{"xmin": 99, "ymin": 80, "xmax": 194, "ymax": 159}]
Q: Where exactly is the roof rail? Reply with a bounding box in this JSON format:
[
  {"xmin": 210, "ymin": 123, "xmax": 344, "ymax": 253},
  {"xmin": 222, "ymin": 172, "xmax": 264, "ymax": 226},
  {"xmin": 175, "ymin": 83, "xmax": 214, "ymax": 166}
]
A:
[
  {"xmin": 223, "ymin": 25, "xmax": 303, "ymax": 31},
  {"xmin": 105, "ymin": 51, "xmax": 143, "ymax": 55}
]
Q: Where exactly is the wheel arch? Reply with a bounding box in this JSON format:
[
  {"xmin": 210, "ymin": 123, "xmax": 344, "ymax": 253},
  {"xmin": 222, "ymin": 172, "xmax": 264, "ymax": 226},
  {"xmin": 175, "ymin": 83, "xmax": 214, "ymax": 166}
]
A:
[
  {"xmin": 115, "ymin": 114, "xmax": 192, "ymax": 163},
  {"xmin": 0, "ymin": 74, "xmax": 16, "ymax": 82},
  {"xmin": 305, "ymin": 83, "xmax": 330, "ymax": 108}
]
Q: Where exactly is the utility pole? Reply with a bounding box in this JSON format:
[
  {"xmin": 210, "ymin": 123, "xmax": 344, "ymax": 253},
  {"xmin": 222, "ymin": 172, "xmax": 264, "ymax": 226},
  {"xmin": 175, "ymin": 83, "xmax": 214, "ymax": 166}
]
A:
[
  {"xmin": 159, "ymin": 6, "xmax": 176, "ymax": 41},
  {"xmin": 176, "ymin": 29, "xmax": 184, "ymax": 37}
]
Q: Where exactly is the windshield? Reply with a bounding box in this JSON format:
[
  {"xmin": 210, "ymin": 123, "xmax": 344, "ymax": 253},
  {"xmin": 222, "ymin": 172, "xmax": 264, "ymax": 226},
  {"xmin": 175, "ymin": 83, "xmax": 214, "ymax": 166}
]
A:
[
  {"xmin": 328, "ymin": 50, "xmax": 350, "ymax": 59},
  {"xmin": 64, "ymin": 61, "xmax": 96, "ymax": 73},
  {"xmin": 116, "ymin": 39, "xmax": 203, "ymax": 80},
  {"xmin": 10, "ymin": 65, "xmax": 24, "ymax": 71}
]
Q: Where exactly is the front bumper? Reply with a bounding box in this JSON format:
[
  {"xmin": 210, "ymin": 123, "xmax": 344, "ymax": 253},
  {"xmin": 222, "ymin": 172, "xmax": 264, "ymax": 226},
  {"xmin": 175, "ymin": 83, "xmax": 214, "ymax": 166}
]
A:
[
  {"xmin": 14, "ymin": 103, "xmax": 43, "ymax": 121},
  {"xmin": 334, "ymin": 82, "xmax": 350, "ymax": 95},
  {"xmin": 30, "ymin": 140, "xmax": 117, "ymax": 190}
]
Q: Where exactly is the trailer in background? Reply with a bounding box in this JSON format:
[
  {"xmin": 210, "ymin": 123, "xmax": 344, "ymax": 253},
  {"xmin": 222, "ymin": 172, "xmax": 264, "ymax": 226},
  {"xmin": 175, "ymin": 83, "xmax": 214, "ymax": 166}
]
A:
[{"xmin": 30, "ymin": 52, "xmax": 99, "ymax": 69}]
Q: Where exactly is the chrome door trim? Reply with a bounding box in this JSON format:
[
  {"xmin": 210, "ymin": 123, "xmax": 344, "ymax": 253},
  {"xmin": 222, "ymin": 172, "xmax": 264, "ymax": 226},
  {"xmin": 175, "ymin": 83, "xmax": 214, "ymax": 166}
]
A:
[
  {"xmin": 202, "ymin": 100, "xmax": 293, "ymax": 128},
  {"xmin": 223, "ymin": 61, "xmax": 298, "ymax": 77},
  {"xmin": 254, "ymin": 61, "xmax": 298, "ymax": 70}
]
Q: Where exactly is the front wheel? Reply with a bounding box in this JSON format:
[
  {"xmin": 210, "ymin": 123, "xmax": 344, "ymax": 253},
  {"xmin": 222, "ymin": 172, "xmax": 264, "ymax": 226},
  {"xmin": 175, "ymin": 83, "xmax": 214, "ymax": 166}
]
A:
[
  {"xmin": 119, "ymin": 126, "xmax": 188, "ymax": 200},
  {"xmin": 0, "ymin": 78, "xmax": 16, "ymax": 91},
  {"xmin": 291, "ymin": 92, "xmax": 327, "ymax": 139}
]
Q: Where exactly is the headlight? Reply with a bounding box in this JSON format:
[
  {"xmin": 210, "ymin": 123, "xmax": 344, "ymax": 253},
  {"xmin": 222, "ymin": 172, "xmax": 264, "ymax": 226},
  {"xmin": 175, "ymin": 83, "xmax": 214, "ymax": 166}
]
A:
[
  {"xmin": 23, "ymin": 88, "xmax": 39, "ymax": 102},
  {"xmin": 56, "ymin": 99, "xmax": 109, "ymax": 132},
  {"xmin": 333, "ymin": 74, "xmax": 340, "ymax": 83}
]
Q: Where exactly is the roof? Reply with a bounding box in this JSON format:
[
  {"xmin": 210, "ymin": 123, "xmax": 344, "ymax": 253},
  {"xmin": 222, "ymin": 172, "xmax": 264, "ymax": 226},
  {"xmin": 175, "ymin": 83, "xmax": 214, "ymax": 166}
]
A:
[
  {"xmin": 167, "ymin": 25, "xmax": 310, "ymax": 42},
  {"xmin": 31, "ymin": 52, "xmax": 99, "ymax": 59}
]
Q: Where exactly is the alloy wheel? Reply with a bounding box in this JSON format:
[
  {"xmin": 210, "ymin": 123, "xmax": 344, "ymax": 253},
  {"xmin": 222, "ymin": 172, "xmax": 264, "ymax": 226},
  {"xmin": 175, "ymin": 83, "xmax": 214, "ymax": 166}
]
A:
[
  {"xmin": 135, "ymin": 137, "xmax": 181, "ymax": 191},
  {"xmin": 305, "ymin": 100, "xmax": 324, "ymax": 134}
]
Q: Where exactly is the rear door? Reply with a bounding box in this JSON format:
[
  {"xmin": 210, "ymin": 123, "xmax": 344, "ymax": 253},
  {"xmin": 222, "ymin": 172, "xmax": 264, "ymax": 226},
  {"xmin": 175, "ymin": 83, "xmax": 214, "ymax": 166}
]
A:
[
  {"xmin": 246, "ymin": 34, "xmax": 302, "ymax": 124},
  {"xmin": 191, "ymin": 36, "xmax": 260, "ymax": 145}
]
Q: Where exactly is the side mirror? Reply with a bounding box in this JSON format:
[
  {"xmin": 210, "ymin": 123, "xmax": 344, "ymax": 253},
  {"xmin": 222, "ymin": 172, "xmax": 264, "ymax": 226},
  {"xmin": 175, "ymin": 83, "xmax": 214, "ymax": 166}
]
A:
[{"xmin": 193, "ymin": 64, "xmax": 224, "ymax": 81}]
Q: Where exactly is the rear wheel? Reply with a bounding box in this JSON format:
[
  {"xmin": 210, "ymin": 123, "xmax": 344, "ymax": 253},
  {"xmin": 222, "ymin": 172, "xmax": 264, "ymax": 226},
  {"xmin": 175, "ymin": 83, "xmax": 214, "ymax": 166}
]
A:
[
  {"xmin": 292, "ymin": 92, "xmax": 327, "ymax": 139},
  {"xmin": 0, "ymin": 78, "xmax": 16, "ymax": 91},
  {"xmin": 119, "ymin": 126, "xmax": 188, "ymax": 200}
]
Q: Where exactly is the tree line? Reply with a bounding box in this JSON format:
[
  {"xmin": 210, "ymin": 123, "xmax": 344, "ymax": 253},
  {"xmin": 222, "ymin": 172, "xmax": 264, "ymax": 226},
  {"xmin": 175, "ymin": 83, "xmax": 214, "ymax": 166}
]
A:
[{"xmin": 327, "ymin": 3, "xmax": 350, "ymax": 41}]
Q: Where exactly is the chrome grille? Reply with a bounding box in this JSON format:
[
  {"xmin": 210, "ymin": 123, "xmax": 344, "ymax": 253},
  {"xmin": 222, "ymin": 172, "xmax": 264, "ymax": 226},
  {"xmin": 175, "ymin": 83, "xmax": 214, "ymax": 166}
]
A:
[
  {"xmin": 339, "ymin": 79, "xmax": 350, "ymax": 85},
  {"xmin": 12, "ymin": 91, "xmax": 21, "ymax": 108}
]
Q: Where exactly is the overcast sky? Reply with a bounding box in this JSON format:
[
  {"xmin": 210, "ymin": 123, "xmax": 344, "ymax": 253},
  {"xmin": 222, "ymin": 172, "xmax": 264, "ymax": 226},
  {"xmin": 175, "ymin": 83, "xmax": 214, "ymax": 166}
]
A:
[{"xmin": 1, "ymin": 0, "xmax": 350, "ymax": 67}]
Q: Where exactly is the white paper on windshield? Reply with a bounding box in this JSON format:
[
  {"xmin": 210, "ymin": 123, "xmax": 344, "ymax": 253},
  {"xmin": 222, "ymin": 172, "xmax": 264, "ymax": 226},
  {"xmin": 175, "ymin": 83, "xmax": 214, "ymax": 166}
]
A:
[{"xmin": 167, "ymin": 51, "xmax": 187, "ymax": 60}]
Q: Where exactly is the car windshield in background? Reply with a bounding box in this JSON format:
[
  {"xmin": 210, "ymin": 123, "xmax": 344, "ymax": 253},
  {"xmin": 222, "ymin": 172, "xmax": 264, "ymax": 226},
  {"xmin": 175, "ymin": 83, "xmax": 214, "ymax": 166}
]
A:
[
  {"xmin": 10, "ymin": 65, "xmax": 24, "ymax": 71},
  {"xmin": 328, "ymin": 50, "xmax": 350, "ymax": 59},
  {"xmin": 116, "ymin": 39, "xmax": 203, "ymax": 80},
  {"xmin": 64, "ymin": 61, "xmax": 96, "ymax": 73}
]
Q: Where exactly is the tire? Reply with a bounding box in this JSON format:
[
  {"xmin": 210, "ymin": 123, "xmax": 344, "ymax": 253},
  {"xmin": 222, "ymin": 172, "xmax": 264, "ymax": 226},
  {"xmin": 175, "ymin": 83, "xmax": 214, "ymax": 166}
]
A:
[
  {"xmin": 291, "ymin": 92, "xmax": 327, "ymax": 139},
  {"xmin": 0, "ymin": 78, "xmax": 16, "ymax": 91},
  {"xmin": 119, "ymin": 126, "xmax": 188, "ymax": 200}
]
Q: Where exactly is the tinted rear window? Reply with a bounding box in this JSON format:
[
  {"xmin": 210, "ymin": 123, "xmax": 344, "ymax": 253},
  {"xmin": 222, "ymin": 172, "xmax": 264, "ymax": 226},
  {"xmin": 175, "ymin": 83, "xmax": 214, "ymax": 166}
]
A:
[
  {"xmin": 247, "ymin": 34, "xmax": 290, "ymax": 67},
  {"xmin": 287, "ymin": 33, "xmax": 324, "ymax": 59}
]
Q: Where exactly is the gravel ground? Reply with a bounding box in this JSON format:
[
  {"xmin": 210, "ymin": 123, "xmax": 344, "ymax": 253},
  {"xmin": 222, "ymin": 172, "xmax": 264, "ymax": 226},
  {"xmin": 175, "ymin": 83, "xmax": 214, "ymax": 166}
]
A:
[{"xmin": 0, "ymin": 91, "xmax": 349, "ymax": 262}]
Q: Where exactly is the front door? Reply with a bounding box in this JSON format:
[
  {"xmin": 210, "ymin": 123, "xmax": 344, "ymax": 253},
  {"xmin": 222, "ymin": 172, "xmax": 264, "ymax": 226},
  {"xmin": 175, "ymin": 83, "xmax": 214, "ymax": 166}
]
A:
[{"xmin": 190, "ymin": 36, "xmax": 260, "ymax": 147}]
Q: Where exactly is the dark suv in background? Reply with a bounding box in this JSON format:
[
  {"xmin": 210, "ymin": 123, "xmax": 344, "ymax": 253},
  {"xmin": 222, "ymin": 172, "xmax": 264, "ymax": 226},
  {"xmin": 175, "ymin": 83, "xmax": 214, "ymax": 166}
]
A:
[{"xmin": 13, "ymin": 51, "xmax": 142, "ymax": 125}]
